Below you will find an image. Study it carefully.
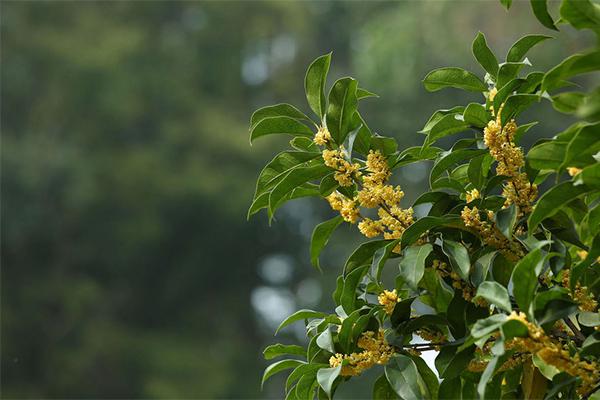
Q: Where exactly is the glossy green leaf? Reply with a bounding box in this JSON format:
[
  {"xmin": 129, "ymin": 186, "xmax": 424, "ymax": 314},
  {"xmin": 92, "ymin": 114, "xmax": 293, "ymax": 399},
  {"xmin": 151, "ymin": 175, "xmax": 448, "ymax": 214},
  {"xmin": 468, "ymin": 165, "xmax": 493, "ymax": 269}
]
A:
[
  {"xmin": 472, "ymin": 32, "xmax": 499, "ymax": 78},
  {"xmin": 528, "ymin": 181, "xmax": 593, "ymax": 231},
  {"xmin": 344, "ymin": 240, "xmax": 392, "ymax": 275},
  {"xmin": 435, "ymin": 345, "xmax": 476, "ymax": 379},
  {"xmin": 269, "ymin": 164, "xmax": 329, "ymax": 215},
  {"xmin": 264, "ymin": 344, "xmax": 306, "ymax": 360},
  {"xmin": 276, "ymin": 309, "xmax": 327, "ymax": 334},
  {"xmin": 262, "ymin": 359, "xmax": 305, "ymax": 388},
  {"xmin": 511, "ymin": 248, "xmax": 544, "ymax": 318},
  {"xmin": 310, "ymin": 216, "xmax": 343, "ymax": 270},
  {"xmin": 385, "ymin": 355, "xmax": 426, "ymax": 400},
  {"xmin": 552, "ymin": 92, "xmax": 586, "ymax": 114},
  {"xmin": 500, "ymin": 93, "xmax": 539, "ymax": 126},
  {"xmin": 430, "ymin": 148, "xmax": 487, "ymax": 183},
  {"xmin": 476, "ymin": 281, "xmax": 512, "ymax": 312},
  {"xmin": 542, "ymin": 50, "xmax": 600, "ymax": 92},
  {"xmin": 463, "ymin": 102, "xmax": 490, "ymax": 128},
  {"xmin": 442, "ymin": 239, "xmax": 471, "ymax": 281},
  {"xmin": 426, "ymin": 113, "xmax": 470, "ymax": 144},
  {"xmin": 400, "ymin": 216, "xmax": 463, "ymax": 247},
  {"xmin": 507, "ymin": 34, "xmax": 552, "ymax": 63},
  {"xmin": 497, "ymin": 61, "xmax": 528, "ymax": 88},
  {"xmin": 341, "ymin": 265, "xmax": 368, "ymax": 314},
  {"xmin": 495, "ymin": 203, "xmax": 517, "ymax": 239},
  {"xmin": 423, "ymin": 67, "xmax": 487, "ymax": 92},
  {"xmin": 305, "ymin": 53, "xmax": 331, "ymax": 118},
  {"xmin": 530, "ymin": 0, "xmax": 558, "ymax": 30},
  {"xmin": 560, "ymin": 0, "xmax": 600, "ymax": 32},
  {"xmin": 580, "ymin": 312, "xmax": 600, "ymax": 327},
  {"xmin": 317, "ymin": 365, "xmax": 341, "ymax": 399},
  {"xmin": 250, "ymin": 116, "xmax": 314, "ymax": 143},
  {"xmin": 254, "ymin": 151, "xmax": 321, "ymax": 198},
  {"xmin": 326, "ymin": 77, "xmax": 359, "ymax": 144},
  {"xmin": 251, "ymin": 103, "xmax": 313, "ymax": 128},
  {"xmin": 527, "ymin": 140, "xmax": 566, "ymax": 170},
  {"xmin": 373, "ymin": 374, "xmax": 400, "ymax": 400},
  {"xmin": 357, "ymin": 87, "xmax": 378, "ymax": 99},
  {"xmin": 316, "ymin": 328, "xmax": 336, "ymax": 354},
  {"xmin": 419, "ymin": 107, "xmax": 465, "ymax": 133},
  {"xmin": 398, "ymin": 244, "xmax": 433, "ymax": 290}
]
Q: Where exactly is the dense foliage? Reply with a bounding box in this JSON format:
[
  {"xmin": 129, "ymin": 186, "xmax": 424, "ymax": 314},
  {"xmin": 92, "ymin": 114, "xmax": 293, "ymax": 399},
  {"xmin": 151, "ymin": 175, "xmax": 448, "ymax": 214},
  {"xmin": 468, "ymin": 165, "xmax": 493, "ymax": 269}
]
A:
[{"xmin": 250, "ymin": 1, "xmax": 600, "ymax": 399}]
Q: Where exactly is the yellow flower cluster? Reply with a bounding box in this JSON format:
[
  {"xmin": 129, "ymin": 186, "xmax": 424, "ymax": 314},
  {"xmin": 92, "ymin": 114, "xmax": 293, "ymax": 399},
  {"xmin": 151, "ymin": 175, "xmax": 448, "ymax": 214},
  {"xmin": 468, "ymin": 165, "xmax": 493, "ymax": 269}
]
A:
[
  {"xmin": 561, "ymin": 268, "xmax": 598, "ymax": 313},
  {"xmin": 416, "ymin": 328, "xmax": 447, "ymax": 351},
  {"xmin": 466, "ymin": 188, "xmax": 480, "ymax": 203},
  {"xmin": 329, "ymin": 329, "xmax": 394, "ymax": 376},
  {"xmin": 506, "ymin": 312, "xmax": 600, "ymax": 396},
  {"xmin": 326, "ymin": 192, "xmax": 360, "ymax": 224},
  {"xmin": 378, "ymin": 289, "xmax": 399, "ymax": 315},
  {"xmin": 322, "ymin": 147, "xmax": 361, "ymax": 187},
  {"xmin": 314, "ymin": 125, "xmax": 332, "ymax": 146},
  {"xmin": 323, "ymin": 150, "xmax": 414, "ymax": 251},
  {"xmin": 483, "ymin": 107, "xmax": 537, "ymax": 213},
  {"xmin": 461, "ymin": 206, "xmax": 522, "ymax": 262}
]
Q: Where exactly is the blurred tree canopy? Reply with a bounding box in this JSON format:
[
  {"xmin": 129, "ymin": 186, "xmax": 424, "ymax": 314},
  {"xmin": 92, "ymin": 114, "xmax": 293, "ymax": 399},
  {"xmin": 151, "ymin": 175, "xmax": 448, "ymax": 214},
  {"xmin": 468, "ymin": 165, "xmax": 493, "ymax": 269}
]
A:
[{"xmin": 1, "ymin": 1, "xmax": 592, "ymax": 398}]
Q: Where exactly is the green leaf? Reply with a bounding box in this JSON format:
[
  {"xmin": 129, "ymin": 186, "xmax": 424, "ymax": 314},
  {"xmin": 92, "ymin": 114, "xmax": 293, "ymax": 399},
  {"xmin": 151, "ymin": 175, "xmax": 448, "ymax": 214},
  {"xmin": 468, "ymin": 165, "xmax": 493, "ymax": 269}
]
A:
[
  {"xmin": 472, "ymin": 32, "xmax": 499, "ymax": 78},
  {"xmin": 357, "ymin": 87, "xmax": 378, "ymax": 99},
  {"xmin": 497, "ymin": 61, "xmax": 528, "ymax": 88},
  {"xmin": 532, "ymin": 353, "xmax": 560, "ymax": 380},
  {"xmin": 400, "ymin": 216, "xmax": 463, "ymax": 248},
  {"xmin": 249, "ymin": 116, "xmax": 315, "ymax": 144},
  {"xmin": 430, "ymin": 148, "xmax": 487, "ymax": 183},
  {"xmin": 552, "ymin": 92, "xmax": 586, "ymax": 114},
  {"xmin": 426, "ymin": 114, "xmax": 470, "ymax": 145},
  {"xmin": 251, "ymin": 103, "xmax": 313, "ymax": 128},
  {"xmin": 370, "ymin": 135, "xmax": 398, "ymax": 156},
  {"xmin": 262, "ymin": 359, "xmax": 305, "ymax": 388},
  {"xmin": 435, "ymin": 345, "xmax": 475, "ymax": 379},
  {"xmin": 316, "ymin": 328, "xmax": 336, "ymax": 354},
  {"xmin": 476, "ymin": 281, "xmax": 512, "ymax": 312},
  {"xmin": 506, "ymin": 34, "xmax": 552, "ymax": 63},
  {"xmin": 373, "ymin": 374, "xmax": 400, "ymax": 400},
  {"xmin": 398, "ymin": 244, "xmax": 433, "ymax": 290},
  {"xmin": 254, "ymin": 151, "xmax": 321, "ymax": 199},
  {"xmin": 511, "ymin": 248, "xmax": 544, "ymax": 318},
  {"xmin": 310, "ymin": 216, "xmax": 343, "ymax": 270},
  {"xmin": 276, "ymin": 309, "xmax": 327, "ymax": 334},
  {"xmin": 500, "ymin": 94, "xmax": 539, "ymax": 126},
  {"xmin": 527, "ymin": 140, "xmax": 566, "ymax": 171},
  {"xmin": 286, "ymin": 363, "xmax": 327, "ymax": 392},
  {"xmin": 495, "ymin": 203, "xmax": 517, "ymax": 239},
  {"xmin": 500, "ymin": 0, "xmax": 512, "ymax": 10},
  {"xmin": 326, "ymin": 77, "xmax": 359, "ymax": 144},
  {"xmin": 530, "ymin": 0, "xmax": 558, "ymax": 30},
  {"xmin": 463, "ymin": 102, "xmax": 490, "ymax": 128},
  {"xmin": 542, "ymin": 50, "xmax": 600, "ymax": 92},
  {"xmin": 471, "ymin": 314, "xmax": 508, "ymax": 339},
  {"xmin": 442, "ymin": 239, "xmax": 471, "ymax": 281},
  {"xmin": 263, "ymin": 344, "xmax": 306, "ymax": 360},
  {"xmin": 410, "ymin": 355, "xmax": 440, "ymax": 400},
  {"xmin": 344, "ymin": 240, "xmax": 392, "ymax": 275},
  {"xmin": 419, "ymin": 107, "xmax": 465, "ymax": 133},
  {"xmin": 305, "ymin": 53, "xmax": 331, "ymax": 119},
  {"xmin": 438, "ymin": 377, "xmax": 462, "ymax": 400},
  {"xmin": 478, "ymin": 353, "xmax": 512, "ymax": 398},
  {"xmin": 580, "ymin": 312, "xmax": 600, "ymax": 327},
  {"xmin": 423, "ymin": 67, "xmax": 487, "ymax": 92},
  {"xmin": 560, "ymin": 0, "xmax": 600, "ymax": 32},
  {"xmin": 385, "ymin": 355, "xmax": 426, "ymax": 400},
  {"xmin": 341, "ymin": 265, "xmax": 369, "ymax": 314},
  {"xmin": 561, "ymin": 123, "xmax": 600, "ymax": 169},
  {"xmin": 269, "ymin": 164, "xmax": 330, "ymax": 215},
  {"xmin": 575, "ymin": 162, "xmax": 600, "ymax": 188},
  {"xmin": 528, "ymin": 181, "xmax": 593, "ymax": 231},
  {"xmin": 317, "ymin": 366, "xmax": 341, "ymax": 399}
]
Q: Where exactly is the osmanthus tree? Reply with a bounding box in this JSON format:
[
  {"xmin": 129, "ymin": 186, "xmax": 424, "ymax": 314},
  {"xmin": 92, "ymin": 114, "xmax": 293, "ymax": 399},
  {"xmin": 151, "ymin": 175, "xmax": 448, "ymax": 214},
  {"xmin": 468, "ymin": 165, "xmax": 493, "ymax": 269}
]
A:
[{"xmin": 249, "ymin": 0, "xmax": 600, "ymax": 399}]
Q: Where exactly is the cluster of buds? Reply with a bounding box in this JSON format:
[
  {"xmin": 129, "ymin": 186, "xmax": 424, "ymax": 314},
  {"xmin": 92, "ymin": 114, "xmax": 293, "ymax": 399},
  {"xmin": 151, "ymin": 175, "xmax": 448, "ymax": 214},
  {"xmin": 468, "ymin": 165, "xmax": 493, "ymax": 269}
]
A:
[
  {"xmin": 561, "ymin": 268, "xmax": 598, "ymax": 313},
  {"xmin": 484, "ymin": 91, "xmax": 537, "ymax": 213},
  {"xmin": 329, "ymin": 329, "xmax": 394, "ymax": 376},
  {"xmin": 506, "ymin": 312, "xmax": 600, "ymax": 396},
  {"xmin": 378, "ymin": 289, "xmax": 400, "ymax": 315},
  {"xmin": 461, "ymin": 206, "xmax": 522, "ymax": 261}
]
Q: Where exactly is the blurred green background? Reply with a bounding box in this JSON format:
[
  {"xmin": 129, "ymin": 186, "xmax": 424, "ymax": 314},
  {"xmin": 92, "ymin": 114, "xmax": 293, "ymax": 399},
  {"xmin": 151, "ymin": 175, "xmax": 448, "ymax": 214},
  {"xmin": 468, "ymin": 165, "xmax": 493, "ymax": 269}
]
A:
[{"xmin": 1, "ymin": 1, "xmax": 593, "ymax": 398}]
